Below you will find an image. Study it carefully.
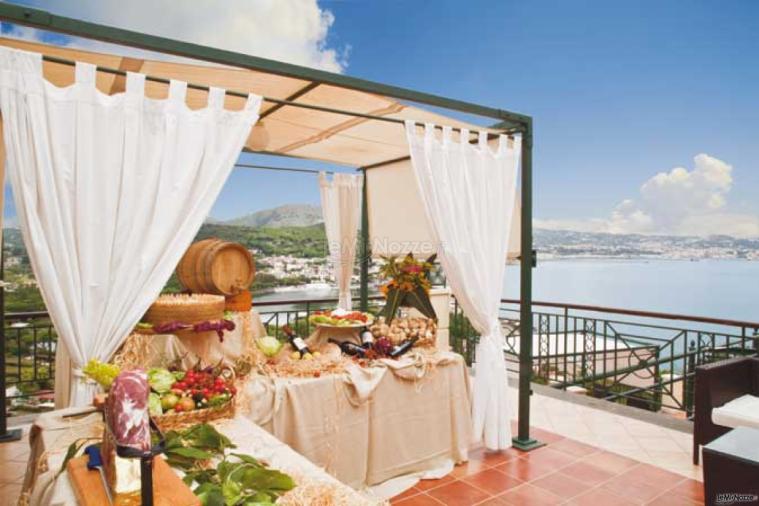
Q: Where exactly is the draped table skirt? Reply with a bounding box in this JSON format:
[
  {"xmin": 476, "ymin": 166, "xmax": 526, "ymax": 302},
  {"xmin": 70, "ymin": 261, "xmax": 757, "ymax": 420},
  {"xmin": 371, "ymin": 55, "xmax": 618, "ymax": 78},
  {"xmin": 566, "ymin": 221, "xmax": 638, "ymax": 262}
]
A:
[{"xmin": 242, "ymin": 351, "xmax": 473, "ymax": 498}]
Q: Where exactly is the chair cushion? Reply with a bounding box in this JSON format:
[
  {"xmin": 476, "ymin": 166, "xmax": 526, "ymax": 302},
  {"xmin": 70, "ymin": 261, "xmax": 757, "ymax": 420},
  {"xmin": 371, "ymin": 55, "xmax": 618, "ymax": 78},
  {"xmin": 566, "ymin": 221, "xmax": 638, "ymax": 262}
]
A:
[{"xmin": 712, "ymin": 394, "xmax": 759, "ymax": 429}]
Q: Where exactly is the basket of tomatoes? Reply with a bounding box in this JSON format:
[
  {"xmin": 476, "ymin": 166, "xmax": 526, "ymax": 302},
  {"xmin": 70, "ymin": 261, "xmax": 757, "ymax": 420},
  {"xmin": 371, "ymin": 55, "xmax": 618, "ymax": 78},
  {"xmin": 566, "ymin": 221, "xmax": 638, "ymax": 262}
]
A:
[{"xmin": 152, "ymin": 364, "xmax": 237, "ymax": 431}]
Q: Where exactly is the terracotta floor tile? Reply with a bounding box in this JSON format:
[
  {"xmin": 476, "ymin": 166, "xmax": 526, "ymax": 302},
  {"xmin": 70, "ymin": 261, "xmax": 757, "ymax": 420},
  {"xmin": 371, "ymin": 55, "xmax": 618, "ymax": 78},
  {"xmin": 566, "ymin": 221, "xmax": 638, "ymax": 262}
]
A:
[
  {"xmin": 495, "ymin": 457, "xmax": 556, "ymax": 482},
  {"xmin": 0, "ymin": 441, "xmax": 29, "ymax": 462},
  {"xmin": 520, "ymin": 447, "xmax": 578, "ymax": 469},
  {"xmin": 496, "ymin": 483, "xmax": 564, "ymax": 506},
  {"xmin": 474, "ymin": 496, "xmax": 510, "ymax": 506},
  {"xmin": 0, "ymin": 463, "xmax": 26, "ymax": 485},
  {"xmin": 666, "ymin": 479, "xmax": 705, "ymax": 503},
  {"xmin": 531, "ymin": 471, "xmax": 593, "ymax": 499},
  {"xmin": 530, "ymin": 428, "xmax": 565, "ymax": 444},
  {"xmin": 414, "ymin": 474, "xmax": 457, "ymax": 492},
  {"xmin": 548, "ymin": 438, "xmax": 599, "ymax": 458},
  {"xmin": 646, "ymin": 493, "xmax": 702, "ymax": 506},
  {"xmin": 462, "ymin": 468, "xmax": 523, "ymax": 495},
  {"xmin": 391, "ymin": 486, "xmax": 422, "ymax": 503},
  {"xmin": 619, "ymin": 463, "xmax": 685, "ymax": 489},
  {"xmin": 469, "ymin": 447, "xmax": 521, "ymax": 467},
  {"xmin": 451, "ymin": 458, "xmax": 492, "ymax": 478},
  {"xmin": 427, "ymin": 480, "xmax": 492, "ymax": 505},
  {"xmin": 601, "ymin": 472, "xmax": 673, "ymax": 503},
  {"xmin": 565, "ymin": 487, "xmax": 639, "ymax": 506},
  {"xmin": 581, "ymin": 451, "xmax": 639, "ymax": 474},
  {"xmin": 393, "ymin": 493, "xmax": 445, "ymax": 506},
  {"xmin": 560, "ymin": 460, "xmax": 617, "ymax": 486}
]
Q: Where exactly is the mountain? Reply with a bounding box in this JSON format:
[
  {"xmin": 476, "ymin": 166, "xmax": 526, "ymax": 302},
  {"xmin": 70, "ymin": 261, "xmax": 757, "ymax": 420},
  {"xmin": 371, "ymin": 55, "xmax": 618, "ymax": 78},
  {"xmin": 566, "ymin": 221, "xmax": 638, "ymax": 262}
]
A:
[{"xmin": 222, "ymin": 204, "xmax": 323, "ymax": 228}]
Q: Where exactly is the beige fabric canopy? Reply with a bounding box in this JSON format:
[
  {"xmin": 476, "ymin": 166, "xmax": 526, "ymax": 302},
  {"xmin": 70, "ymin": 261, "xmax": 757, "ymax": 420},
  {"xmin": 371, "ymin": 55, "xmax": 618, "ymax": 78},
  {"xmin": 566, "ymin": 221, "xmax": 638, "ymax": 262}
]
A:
[
  {"xmin": 0, "ymin": 37, "xmax": 501, "ymax": 168},
  {"xmin": 0, "ymin": 36, "xmax": 519, "ymax": 259}
]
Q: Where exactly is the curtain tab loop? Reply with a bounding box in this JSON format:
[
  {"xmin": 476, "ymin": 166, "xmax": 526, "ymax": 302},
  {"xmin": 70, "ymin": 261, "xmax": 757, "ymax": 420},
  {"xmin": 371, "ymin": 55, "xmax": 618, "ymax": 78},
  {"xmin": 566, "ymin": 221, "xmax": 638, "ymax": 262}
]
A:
[
  {"xmin": 478, "ymin": 131, "xmax": 488, "ymax": 149},
  {"xmin": 125, "ymin": 72, "xmax": 145, "ymax": 96},
  {"xmin": 168, "ymin": 79, "xmax": 187, "ymax": 103},
  {"xmin": 442, "ymin": 125, "xmax": 453, "ymax": 145},
  {"xmin": 423, "ymin": 122, "xmax": 436, "ymax": 141},
  {"xmin": 497, "ymin": 134, "xmax": 508, "ymax": 154},
  {"xmin": 460, "ymin": 128, "xmax": 470, "ymax": 147},
  {"xmin": 244, "ymin": 93, "xmax": 262, "ymax": 114},
  {"xmin": 207, "ymin": 86, "xmax": 225, "ymax": 109},
  {"xmin": 74, "ymin": 61, "xmax": 96, "ymax": 85}
]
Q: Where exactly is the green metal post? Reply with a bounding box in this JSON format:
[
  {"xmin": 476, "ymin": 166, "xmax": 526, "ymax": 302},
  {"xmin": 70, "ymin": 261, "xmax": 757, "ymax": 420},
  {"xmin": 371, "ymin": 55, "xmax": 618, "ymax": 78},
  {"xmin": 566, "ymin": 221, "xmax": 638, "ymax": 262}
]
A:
[
  {"xmin": 512, "ymin": 120, "xmax": 542, "ymax": 451},
  {"xmin": 0, "ymin": 228, "xmax": 22, "ymax": 442},
  {"xmin": 359, "ymin": 169, "xmax": 370, "ymax": 312}
]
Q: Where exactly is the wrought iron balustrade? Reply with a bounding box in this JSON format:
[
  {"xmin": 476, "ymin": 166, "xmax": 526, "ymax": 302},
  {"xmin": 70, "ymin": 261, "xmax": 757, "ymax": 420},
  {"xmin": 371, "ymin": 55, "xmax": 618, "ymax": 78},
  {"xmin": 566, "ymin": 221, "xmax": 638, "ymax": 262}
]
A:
[
  {"xmin": 4, "ymin": 296, "xmax": 758, "ymax": 421},
  {"xmin": 451, "ymin": 299, "xmax": 759, "ymax": 417}
]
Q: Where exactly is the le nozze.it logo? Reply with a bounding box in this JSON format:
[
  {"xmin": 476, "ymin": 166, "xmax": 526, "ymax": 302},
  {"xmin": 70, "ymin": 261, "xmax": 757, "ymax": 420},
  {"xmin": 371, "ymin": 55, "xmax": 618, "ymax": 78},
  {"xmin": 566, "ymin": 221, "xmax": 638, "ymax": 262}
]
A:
[{"xmin": 715, "ymin": 493, "xmax": 759, "ymax": 505}]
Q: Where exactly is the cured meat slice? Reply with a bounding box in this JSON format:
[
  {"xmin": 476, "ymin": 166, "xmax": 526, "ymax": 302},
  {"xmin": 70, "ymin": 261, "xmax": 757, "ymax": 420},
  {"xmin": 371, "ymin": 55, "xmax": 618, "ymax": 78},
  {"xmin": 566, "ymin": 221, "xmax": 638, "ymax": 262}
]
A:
[{"xmin": 106, "ymin": 369, "xmax": 151, "ymax": 451}]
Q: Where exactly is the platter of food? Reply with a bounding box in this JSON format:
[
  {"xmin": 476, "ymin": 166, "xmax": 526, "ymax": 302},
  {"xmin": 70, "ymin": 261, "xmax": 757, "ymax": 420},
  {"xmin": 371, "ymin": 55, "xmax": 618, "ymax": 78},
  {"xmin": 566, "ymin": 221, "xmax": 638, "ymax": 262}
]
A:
[{"xmin": 308, "ymin": 309, "xmax": 374, "ymax": 328}]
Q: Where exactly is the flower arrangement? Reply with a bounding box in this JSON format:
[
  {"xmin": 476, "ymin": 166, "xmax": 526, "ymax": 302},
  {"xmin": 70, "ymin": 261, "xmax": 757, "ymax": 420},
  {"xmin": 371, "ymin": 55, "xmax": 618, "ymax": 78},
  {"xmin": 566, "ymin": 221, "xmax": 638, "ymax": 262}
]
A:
[{"xmin": 378, "ymin": 253, "xmax": 437, "ymax": 322}]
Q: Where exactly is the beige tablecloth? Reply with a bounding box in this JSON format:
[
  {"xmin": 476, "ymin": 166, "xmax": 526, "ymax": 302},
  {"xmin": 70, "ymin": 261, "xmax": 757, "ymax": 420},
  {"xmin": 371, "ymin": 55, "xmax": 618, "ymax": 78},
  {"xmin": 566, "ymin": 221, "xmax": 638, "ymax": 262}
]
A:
[
  {"xmin": 19, "ymin": 408, "xmax": 382, "ymax": 506},
  {"xmin": 242, "ymin": 351, "xmax": 472, "ymax": 495}
]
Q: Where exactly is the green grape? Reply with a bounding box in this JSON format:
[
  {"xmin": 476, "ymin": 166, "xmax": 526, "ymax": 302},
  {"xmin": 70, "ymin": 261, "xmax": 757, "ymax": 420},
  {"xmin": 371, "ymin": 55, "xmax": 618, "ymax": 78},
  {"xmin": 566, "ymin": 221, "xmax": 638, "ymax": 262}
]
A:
[{"xmin": 82, "ymin": 359, "xmax": 121, "ymax": 389}]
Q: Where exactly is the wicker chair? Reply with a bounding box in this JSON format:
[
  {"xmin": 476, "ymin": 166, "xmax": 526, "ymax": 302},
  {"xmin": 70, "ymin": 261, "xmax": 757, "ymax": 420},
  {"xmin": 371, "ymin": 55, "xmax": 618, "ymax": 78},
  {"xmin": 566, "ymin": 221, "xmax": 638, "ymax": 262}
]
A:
[{"xmin": 693, "ymin": 356, "xmax": 759, "ymax": 464}]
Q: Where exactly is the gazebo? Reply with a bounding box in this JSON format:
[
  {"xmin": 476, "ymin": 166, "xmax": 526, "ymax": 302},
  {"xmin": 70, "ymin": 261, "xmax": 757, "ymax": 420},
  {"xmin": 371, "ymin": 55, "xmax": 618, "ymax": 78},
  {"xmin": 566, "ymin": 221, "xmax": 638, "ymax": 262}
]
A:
[{"xmin": 0, "ymin": 0, "xmax": 539, "ymax": 458}]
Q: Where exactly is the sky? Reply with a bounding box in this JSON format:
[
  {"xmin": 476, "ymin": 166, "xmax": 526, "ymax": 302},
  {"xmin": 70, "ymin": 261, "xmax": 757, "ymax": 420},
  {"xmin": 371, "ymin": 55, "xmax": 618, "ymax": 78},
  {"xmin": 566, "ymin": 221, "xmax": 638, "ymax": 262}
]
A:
[{"xmin": 1, "ymin": 0, "xmax": 758, "ymax": 236}]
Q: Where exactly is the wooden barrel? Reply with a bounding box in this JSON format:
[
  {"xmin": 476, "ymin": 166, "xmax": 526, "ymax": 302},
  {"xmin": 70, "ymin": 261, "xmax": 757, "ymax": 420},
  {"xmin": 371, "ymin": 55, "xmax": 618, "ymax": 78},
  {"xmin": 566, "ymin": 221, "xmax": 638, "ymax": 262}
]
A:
[{"xmin": 176, "ymin": 239, "xmax": 255, "ymax": 295}]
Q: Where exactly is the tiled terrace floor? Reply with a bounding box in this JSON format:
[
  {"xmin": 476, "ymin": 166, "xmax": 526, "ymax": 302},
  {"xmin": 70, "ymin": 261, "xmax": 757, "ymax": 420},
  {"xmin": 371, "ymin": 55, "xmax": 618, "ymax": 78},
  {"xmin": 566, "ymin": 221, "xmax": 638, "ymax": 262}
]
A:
[
  {"xmin": 390, "ymin": 429, "xmax": 703, "ymax": 505},
  {"xmin": 0, "ymin": 389, "xmax": 703, "ymax": 505}
]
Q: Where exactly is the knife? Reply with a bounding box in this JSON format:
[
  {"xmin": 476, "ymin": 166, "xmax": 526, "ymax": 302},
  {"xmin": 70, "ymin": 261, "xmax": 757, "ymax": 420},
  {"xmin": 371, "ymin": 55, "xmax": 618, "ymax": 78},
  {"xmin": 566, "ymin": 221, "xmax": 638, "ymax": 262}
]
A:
[{"xmin": 84, "ymin": 444, "xmax": 113, "ymax": 505}]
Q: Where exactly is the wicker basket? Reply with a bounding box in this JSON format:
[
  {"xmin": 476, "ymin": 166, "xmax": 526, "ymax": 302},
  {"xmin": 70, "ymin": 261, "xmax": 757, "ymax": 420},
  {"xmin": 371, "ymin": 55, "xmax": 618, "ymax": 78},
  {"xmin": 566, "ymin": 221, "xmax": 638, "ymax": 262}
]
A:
[
  {"xmin": 153, "ymin": 399, "xmax": 235, "ymax": 431},
  {"xmin": 144, "ymin": 293, "xmax": 225, "ymax": 325}
]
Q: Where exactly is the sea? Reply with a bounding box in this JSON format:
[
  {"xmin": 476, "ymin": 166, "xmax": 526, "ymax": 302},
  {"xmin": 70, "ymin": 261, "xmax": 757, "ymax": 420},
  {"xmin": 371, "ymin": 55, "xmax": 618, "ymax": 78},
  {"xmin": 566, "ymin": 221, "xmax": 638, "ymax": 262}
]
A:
[{"xmin": 259, "ymin": 259, "xmax": 759, "ymax": 324}]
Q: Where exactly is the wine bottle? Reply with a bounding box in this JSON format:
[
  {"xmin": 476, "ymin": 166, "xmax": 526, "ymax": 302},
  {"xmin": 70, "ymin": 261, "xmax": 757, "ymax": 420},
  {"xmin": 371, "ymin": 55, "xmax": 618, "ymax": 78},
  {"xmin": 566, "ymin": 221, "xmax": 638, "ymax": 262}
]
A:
[
  {"xmin": 388, "ymin": 336, "xmax": 418, "ymax": 359},
  {"xmin": 328, "ymin": 338, "xmax": 366, "ymax": 357},
  {"xmin": 359, "ymin": 327, "xmax": 375, "ymax": 349},
  {"xmin": 282, "ymin": 325, "xmax": 311, "ymax": 356}
]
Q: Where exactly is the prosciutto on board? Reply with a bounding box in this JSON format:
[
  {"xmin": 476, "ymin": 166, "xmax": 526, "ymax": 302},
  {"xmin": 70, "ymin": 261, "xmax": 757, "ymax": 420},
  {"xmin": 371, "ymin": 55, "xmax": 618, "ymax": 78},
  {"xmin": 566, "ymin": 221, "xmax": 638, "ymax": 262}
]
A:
[{"xmin": 106, "ymin": 369, "xmax": 151, "ymax": 451}]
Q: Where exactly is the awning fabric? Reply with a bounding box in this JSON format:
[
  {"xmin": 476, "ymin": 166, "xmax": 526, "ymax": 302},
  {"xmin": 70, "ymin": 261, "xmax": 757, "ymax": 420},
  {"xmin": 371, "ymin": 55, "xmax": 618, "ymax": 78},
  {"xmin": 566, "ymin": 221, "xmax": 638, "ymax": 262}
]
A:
[
  {"xmin": 0, "ymin": 37, "xmax": 499, "ymax": 168},
  {"xmin": 0, "ymin": 37, "xmax": 519, "ymax": 260}
]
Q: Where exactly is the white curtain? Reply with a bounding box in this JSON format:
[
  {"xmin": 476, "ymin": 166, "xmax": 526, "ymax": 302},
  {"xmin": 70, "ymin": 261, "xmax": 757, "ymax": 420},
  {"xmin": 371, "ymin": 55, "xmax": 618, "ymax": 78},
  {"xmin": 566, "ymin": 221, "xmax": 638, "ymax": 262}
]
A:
[
  {"xmin": 405, "ymin": 121, "xmax": 520, "ymax": 449},
  {"xmin": 0, "ymin": 47, "xmax": 261, "ymax": 406},
  {"xmin": 319, "ymin": 172, "xmax": 362, "ymax": 310}
]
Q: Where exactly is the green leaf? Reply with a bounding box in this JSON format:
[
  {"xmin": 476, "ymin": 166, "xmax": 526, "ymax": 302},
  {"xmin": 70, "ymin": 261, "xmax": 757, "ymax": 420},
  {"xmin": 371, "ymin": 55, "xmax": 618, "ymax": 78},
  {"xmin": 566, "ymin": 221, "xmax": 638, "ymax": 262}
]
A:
[
  {"xmin": 407, "ymin": 285, "xmax": 437, "ymax": 320},
  {"xmin": 230, "ymin": 453, "xmax": 263, "ymax": 467},
  {"xmin": 183, "ymin": 468, "xmax": 217, "ymax": 487},
  {"xmin": 221, "ymin": 473, "xmax": 243, "ymax": 504},
  {"xmin": 57, "ymin": 439, "xmax": 90, "ymax": 478},
  {"xmin": 381, "ymin": 287, "xmax": 404, "ymax": 322},
  {"xmin": 236, "ymin": 466, "xmax": 296, "ymax": 493},
  {"xmin": 182, "ymin": 423, "xmax": 235, "ymax": 452},
  {"xmin": 195, "ymin": 483, "xmax": 225, "ymax": 506},
  {"xmin": 167, "ymin": 446, "xmax": 214, "ymax": 460}
]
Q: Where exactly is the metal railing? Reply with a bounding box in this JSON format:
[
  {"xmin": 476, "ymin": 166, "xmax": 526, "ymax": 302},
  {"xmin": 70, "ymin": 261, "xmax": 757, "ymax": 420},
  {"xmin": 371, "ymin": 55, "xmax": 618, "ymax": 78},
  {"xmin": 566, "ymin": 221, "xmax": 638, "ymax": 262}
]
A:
[
  {"xmin": 3, "ymin": 311, "xmax": 57, "ymax": 412},
  {"xmin": 452, "ymin": 299, "xmax": 759, "ymax": 417},
  {"xmin": 5, "ymin": 296, "xmax": 759, "ymax": 420}
]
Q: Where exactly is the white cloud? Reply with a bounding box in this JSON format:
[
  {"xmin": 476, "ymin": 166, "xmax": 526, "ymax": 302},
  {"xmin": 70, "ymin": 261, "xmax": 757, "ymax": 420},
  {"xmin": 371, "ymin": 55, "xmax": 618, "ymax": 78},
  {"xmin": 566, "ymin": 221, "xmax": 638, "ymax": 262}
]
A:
[
  {"xmin": 539, "ymin": 154, "xmax": 759, "ymax": 238},
  {"xmin": 3, "ymin": 0, "xmax": 347, "ymax": 72}
]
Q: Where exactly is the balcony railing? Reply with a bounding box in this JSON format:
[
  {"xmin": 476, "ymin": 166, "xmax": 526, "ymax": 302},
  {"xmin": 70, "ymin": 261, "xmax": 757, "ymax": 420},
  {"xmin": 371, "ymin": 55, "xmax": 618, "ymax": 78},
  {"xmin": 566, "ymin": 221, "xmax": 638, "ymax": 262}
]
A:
[
  {"xmin": 3, "ymin": 310, "xmax": 56, "ymax": 413},
  {"xmin": 4, "ymin": 296, "xmax": 758, "ymax": 420},
  {"xmin": 453, "ymin": 299, "xmax": 759, "ymax": 417}
]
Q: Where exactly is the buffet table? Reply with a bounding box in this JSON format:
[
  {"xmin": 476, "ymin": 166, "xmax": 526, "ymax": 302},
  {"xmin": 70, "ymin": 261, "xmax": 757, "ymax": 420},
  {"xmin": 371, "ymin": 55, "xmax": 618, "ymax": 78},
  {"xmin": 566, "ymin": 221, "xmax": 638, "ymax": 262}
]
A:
[
  {"xmin": 19, "ymin": 407, "xmax": 383, "ymax": 506},
  {"xmin": 243, "ymin": 350, "xmax": 472, "ymax": 497}
]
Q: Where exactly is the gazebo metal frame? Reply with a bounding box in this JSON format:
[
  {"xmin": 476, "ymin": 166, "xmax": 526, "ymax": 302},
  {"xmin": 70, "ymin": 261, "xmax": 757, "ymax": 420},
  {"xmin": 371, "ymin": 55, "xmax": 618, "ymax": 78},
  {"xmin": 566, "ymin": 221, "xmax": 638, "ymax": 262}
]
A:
[{"xmin": 0, "ymin": 1, "xmax": 541, "ymax": 451}]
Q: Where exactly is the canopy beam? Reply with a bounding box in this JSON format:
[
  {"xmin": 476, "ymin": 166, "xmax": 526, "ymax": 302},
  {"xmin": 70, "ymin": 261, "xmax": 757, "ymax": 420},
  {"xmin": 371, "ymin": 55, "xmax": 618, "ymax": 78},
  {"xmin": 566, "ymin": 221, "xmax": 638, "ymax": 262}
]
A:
[
  {"xmin": 0, "ymin": 2, "xmax": 530, "ymax": 128},
  {"xmin": 37, "ymin": 54, "xmax": 506, "ymax": 136}
]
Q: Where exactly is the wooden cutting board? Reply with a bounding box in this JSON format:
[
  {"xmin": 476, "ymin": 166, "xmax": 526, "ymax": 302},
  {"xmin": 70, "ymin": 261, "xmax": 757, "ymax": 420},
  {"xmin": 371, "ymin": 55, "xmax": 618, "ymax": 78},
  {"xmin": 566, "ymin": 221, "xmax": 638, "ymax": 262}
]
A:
[{"xmin": 67, "ymin": 454, "xmax": 199, "ymax": 506}]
